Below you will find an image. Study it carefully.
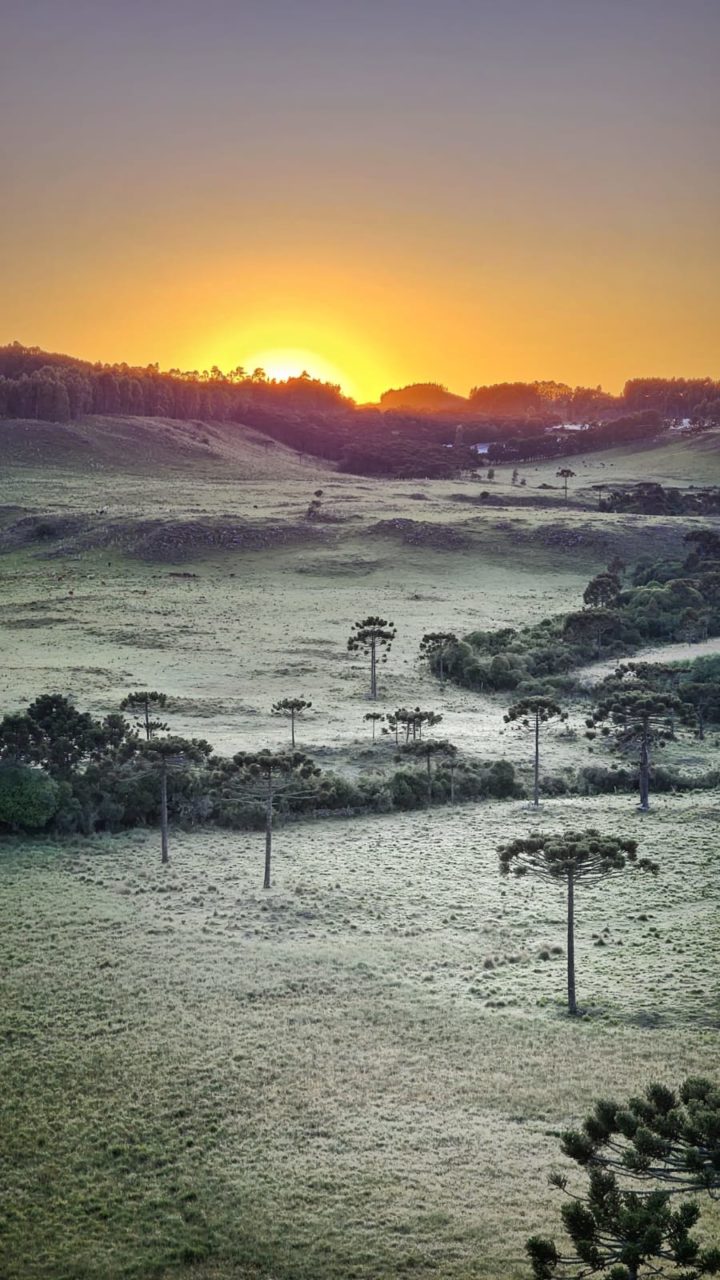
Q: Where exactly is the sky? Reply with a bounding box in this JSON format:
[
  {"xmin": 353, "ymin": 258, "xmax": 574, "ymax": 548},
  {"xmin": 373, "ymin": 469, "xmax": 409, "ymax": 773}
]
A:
[{"xmin": 1, "ymin": 0, "xmax": 719, "ymax": 401}]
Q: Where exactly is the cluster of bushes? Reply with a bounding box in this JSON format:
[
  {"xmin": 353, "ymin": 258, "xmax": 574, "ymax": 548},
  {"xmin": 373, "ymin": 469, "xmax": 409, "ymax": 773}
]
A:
[
  {"xmin": 577, "ymin": 763, "xmax": 720, "ymax": 796},
  {"xmin": 599, "ymin": 481, "xmax": 720, "ymax": 516},
  {"xmin": 0, "ymin": 693, "xmax": 521, "ymax": 837},
  {"xmin": 443, "ymin": 533, "xmax": 720, "ymax": 695}
]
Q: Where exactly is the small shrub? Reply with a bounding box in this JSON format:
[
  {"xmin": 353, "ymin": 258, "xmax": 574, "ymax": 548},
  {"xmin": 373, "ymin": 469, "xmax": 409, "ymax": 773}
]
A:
[{"xmin": 0, "ymin": 763, "xmax": 59, "ymax": 831}]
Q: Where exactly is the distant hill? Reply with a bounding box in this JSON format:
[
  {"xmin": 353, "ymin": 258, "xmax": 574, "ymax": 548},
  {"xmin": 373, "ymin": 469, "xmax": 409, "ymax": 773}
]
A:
[
  {"xmin": 0, "ymin": 415, "xmax": 334, "ymax": 480},
  {"xmin": 378, "ymin": 383, "xmax": 469, "ymax": 413}
]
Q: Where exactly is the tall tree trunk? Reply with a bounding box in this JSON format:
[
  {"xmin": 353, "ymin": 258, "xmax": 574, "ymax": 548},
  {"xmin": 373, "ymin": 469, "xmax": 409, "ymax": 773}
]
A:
[
  {"xmin": 426, "ymin": 752, "xmax": 432, "ymax": 801},
  {"xmin": 370, "ymin": 637, "xmax": 377, "ymax": 700},
  {"xmin": 533, "ymin": 710, "xmax": 540, "ymax": 807},
  {"xmin": 439, "ymin": 650, "xmax": 444, "ymax": 683},
  {"xmin": 697, "ymin": 707, "xmax": 705, "ymax": 741},
  {"xmin": 639, "ymin": 718, "xmax": 650, "ymax": 811},
  {"xmin": 290, "ymin": 710, "xmax": 296, "ymax": 748},
  {"xmin": 160, "ymin": 762, "xmax": 169, "ymax": 864},
  {"xmin": 145, "ymin": 699, "xmax": 151, "ymax": 741},
  {"xmin": 567, "ymin": 870, "xmax": 577, "ymax": 1015},
  {"xmin": 263, "ymin": 773, "xmax": 273, "ymax": 889}
]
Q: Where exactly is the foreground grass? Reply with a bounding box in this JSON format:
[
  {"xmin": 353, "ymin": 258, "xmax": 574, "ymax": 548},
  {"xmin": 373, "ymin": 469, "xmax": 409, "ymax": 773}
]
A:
[{"xmin": 2, "ymin": 792, "xmax": 718, "ymax": 1279}]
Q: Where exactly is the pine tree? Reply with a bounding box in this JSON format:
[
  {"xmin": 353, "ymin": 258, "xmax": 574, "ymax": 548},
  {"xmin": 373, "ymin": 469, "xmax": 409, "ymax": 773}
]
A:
[
  {"xmin": 397, "ymin": 738, "xmax": 455, "ymax": 801},
  {"xmin": 230, "ymin": 750, "xmax": 320, "ymax": 888},
  {"xmin": 583, "ymin": 572, "xmax": 621, "ymax": 609},
  {"xmin": 557, "ymin": 467, "xmax": 576, "ymax": 501},
  {"xmin": 121, "ymin": 736, "xmax": 213, "ymax": 863},
  {"xmin": 120, "ymin": 690, "xmax": 169, "ymax": 741},
  {"xmin": 528, "ymin": 1167, "xmax": 720, "ymax": 1280},
  {"xmin": 347, "ymin": 616, "xmax": 397, "ymax": 699},
  {"xmin": 271, "ymin": 697, "xmax": 312, "ymax": 747},
  {"xmin": 560, "ymin": 1076, "xmax": 720, "ymax": 1195},
  {"xmin": 419, "ymin": 631, "xmax": 458, "ymax": 683},
  {"xmin": 498, "ymin": 830, "xmax": 658, "ymax": 1015},
  {"xmin": 586, "ymin": 689, "xmax": 679, "ymax": 811},
  {"xmin": 504, "ymin": 696, "xmax": 567, "ymax": 807},
  {"xmin": 363, "ymin": 712, "xmax": 384, "ymax": 741}
]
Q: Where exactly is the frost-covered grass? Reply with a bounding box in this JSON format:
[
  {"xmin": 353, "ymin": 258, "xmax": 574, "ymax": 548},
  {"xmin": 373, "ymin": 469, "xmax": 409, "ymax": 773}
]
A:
[
  {"xmin": 2, "ymin": 441, "xmax": 719, "ymax": 1277},
  {"xmin": 2, "ymin": 792, "xmax": 718, "ymax": 1279}
]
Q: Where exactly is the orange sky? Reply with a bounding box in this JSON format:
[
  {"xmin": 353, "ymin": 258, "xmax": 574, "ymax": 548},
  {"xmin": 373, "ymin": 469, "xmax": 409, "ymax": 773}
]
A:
[{"xmin": 2, "ymin": 1, "xmax": 719, "ymax": 402}]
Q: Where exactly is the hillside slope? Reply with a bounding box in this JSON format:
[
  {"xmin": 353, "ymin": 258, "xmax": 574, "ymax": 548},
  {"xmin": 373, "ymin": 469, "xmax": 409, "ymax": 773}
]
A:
[
  {"xmin": 0, "ymin": 415, "xmax": 334, "ymax": 480},
  {"xmin": 528, "ymin": 429, "xmax": 720, "ymax": 488}
]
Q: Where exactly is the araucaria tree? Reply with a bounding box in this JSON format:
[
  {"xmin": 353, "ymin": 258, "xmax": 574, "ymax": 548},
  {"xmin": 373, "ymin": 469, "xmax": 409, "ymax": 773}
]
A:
[
  {"xmin": 231, "ymin": 750, "xmax": 320, "ymax": 888},
  {"xmin": 347, "ymin": 616, "xmax": 396, "ymax": 700},
  {"xmin": 586, "ymin": 689, "xmax": 679, "ymax": 811},
  {"xmin": 528, "ymin": 1167, "xmax": 720, "ymax": 1280},
  {"xmin": 419, "ymin": 631, "xmax": 458, "ymax": 683},
  {"xmin": 560, "ymin": 1076, "xmax": 720, "ymax": 1196},
  {"xmin": 121, "ymin": 735, "xmax": 212, "ymax": 863},
  {"xmin": 271, "ymin": 697, "xmax": 312, "ymax": 747},
  {"xmin": 388, "ymin": 706, "xmax": 443, "ymax": 743},
  {"xmin": 363, "ymin": 711, "xmax": 384, "ymax": 741},
  {"xmin": 120, "ymin": 690, "xmax": 169, "ymax": 740},
  {"xmin": 528, "ymin": 1076, "xmax": 720, "ymax": 1279},
  {"xmin": 0, "ymin": 693, "xmax": 123, "ymax": 778},
  {"xmin": 498, "ymin": 830, "xmax": 658, "ymax": 1015},
  {"xmin": 398, "ymin": 738, "xmax": 455, "ymax": 801},
  {"xmin": 504, "ymin": 696, "xmax": 567, "ymax": 807},
  {"xmin": 557, "ymin": 467, "xmax": 576, "ymax": 501}
]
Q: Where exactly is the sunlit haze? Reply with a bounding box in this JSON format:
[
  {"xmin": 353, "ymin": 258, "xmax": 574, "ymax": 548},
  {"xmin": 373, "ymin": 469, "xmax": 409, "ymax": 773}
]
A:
[{"xmin": 2, "ymin": 0, "xmax": 719, "ymax": 399}]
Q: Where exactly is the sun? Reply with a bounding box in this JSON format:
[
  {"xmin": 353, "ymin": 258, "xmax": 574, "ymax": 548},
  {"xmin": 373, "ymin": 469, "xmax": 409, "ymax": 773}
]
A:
[
  {"xmin": 193, "ymin": 315, "xmax": 394, "ymax": 403},
  {"xmin": 245, "ymin": 347, "xmax": 353, "ymax": 394}
]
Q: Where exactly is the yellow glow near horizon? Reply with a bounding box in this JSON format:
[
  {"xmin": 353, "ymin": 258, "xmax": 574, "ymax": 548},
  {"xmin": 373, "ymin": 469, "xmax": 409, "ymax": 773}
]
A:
[
  {"xmin": 193, "ymin": 316, "xmax": 395, "ymax": 404},
  {"xmin": 244, "ymin": 347, "xmax": 352, "ymax": 394}
]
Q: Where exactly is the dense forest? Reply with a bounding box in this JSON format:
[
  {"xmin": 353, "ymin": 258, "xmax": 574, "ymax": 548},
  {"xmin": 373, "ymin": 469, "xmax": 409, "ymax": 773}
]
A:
[{"xmin": 1, "ymin": 342, "xmax": 719, "ymax": 477}]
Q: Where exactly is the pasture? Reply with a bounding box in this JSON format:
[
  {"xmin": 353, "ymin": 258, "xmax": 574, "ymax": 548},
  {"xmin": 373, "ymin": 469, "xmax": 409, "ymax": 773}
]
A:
[{"xmin": 1, "ymin": 419, "xmax": 719, "ymax": 1278}]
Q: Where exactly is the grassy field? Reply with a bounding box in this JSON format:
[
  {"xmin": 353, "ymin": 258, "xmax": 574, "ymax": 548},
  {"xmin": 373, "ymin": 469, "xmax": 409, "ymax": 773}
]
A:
[
  {"xmin": 1, "ymin": 419, "xmax": 719, "ymax": 1279},
  {"xmin": 2, "ymin": 793, "xmax": 719, "ymax": 1280}
]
